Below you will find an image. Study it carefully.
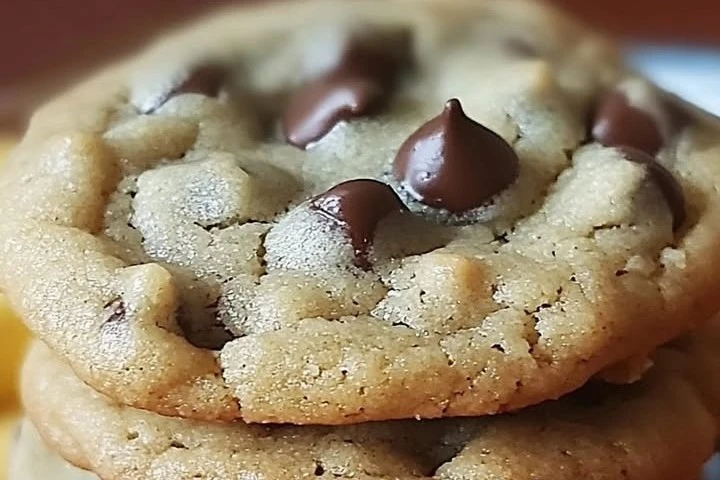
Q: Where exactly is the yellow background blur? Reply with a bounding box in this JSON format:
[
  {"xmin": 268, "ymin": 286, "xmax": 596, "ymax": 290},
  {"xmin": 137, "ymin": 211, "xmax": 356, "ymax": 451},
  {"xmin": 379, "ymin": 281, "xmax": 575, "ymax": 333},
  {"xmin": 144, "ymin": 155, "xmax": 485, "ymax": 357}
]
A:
[{"xmin": 0, "ymin": 138, "xmax": 31, "ymax": 480}]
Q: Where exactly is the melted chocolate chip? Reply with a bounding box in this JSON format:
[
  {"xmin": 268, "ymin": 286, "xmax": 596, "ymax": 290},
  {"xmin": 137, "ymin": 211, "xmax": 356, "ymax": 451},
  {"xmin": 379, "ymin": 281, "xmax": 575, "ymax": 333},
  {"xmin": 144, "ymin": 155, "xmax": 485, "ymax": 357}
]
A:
[
  {"xmin": 618, "ymin": 146, "xmax": 686, "ymax": 231},
  {"xmin": 174, "ymin": 65, "xmax": 227, "ymax": 97},
  {"xmin": 310, "ymin": 180, "xmax": 405, "ymax": 269},
  {"xmin": 592, "ymin": 90, "xmax": 664, "ymax": 156},
  {"xmin": 333, "ymin": 31, "xmax": 412, "ymax": 83},
  {"xmin": 282, "ymin": 77, "xmax": 385, "ymax": 149},
  {"xmin": 393, "ymin": 99, "xmax": 520, "ymax": 213},
  {"xmin": 146, "ymin": 64, "xmax": 227, "ymax": 113},
  {"xmin": 282, "ymin": 33, "xmax": 411, "ymax": 149}
]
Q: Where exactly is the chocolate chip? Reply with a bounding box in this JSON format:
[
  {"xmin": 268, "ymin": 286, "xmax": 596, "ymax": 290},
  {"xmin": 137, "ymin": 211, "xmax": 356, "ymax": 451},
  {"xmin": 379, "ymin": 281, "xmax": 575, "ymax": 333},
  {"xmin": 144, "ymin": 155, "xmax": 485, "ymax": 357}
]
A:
[
  {"xmin": 282, "ymin": 32, "xmax": 411, "ymax": 149},
  {"xmin": 332, "ymin": 31, "xmax": 412, "ymax": 84},
  {"xmin": 282, "ymin": 77, "xmax": 385, "ymax": 149},
  {"xmin": 146, "ymin": 64, "xmax": 227, "ymax": 113},
  {"xmin": 393, "ymin": 99, "xmax": 520, "ymax": 213},
  {"xmin": 310, "ymin": 179, "xmax": 406, "ymax": 269},
  {"xmin": 592, "ymin": 90, "xmax": 664, "ymax": 156},
  {"xmin": 618, "ymin": 146, "xmax": 686, "ymax": 231},
  {"xmin": 174, "ymin": 65, "xmax": 227, "ymax": 97},
  {"xmin": 103, "ymin": 298, "xmax": 126, "ymax": 324}
]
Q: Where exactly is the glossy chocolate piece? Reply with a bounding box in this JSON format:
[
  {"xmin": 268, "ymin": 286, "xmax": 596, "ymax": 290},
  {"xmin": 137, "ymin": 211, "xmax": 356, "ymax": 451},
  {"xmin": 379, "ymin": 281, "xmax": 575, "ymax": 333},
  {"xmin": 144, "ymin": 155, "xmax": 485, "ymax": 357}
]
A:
[
  {"xmin": 282, "ymin": 33, "xmax": 411, "ymax": 148},
  {"xmin": 619, "ymin": 146, "xmax": 686, "ymax": 230},
  {"xmin": 592, "ymin": 90, "xmax": 664, "ymax": 156},
  {"xmin": 282, "ymin": 77, "xmax": 384, "ymax": 149},
  {"xmin": 310, "ymin": 179, "xmax": 405, "ymax": 269},
  {"xmin": 393, "ymin": 99, "xmax": 520, "ymax": 213}
]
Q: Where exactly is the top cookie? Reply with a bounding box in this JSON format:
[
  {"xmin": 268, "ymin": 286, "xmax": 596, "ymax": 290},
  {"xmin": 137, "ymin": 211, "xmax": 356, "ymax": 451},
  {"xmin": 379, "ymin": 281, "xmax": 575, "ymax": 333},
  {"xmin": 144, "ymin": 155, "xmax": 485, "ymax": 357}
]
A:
[{"xmin": 2, "ymin": 0, "xmax": 720, "ymax": 425}]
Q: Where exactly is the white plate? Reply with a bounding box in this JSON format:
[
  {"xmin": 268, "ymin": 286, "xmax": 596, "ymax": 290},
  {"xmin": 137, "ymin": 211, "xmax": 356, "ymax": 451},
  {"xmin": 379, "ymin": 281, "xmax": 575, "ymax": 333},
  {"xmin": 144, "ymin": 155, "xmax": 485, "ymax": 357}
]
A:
[{"xmin": 627, "ymin": 45, "xmax": 720, "ymax": 116}]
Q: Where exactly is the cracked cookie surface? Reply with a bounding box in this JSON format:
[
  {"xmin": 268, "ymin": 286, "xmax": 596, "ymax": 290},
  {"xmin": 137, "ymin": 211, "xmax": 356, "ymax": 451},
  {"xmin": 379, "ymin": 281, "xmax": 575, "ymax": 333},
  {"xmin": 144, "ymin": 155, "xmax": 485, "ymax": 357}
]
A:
[{"xmin": 3, "ymin": 0, "xmax": 720, "ymax": 424}]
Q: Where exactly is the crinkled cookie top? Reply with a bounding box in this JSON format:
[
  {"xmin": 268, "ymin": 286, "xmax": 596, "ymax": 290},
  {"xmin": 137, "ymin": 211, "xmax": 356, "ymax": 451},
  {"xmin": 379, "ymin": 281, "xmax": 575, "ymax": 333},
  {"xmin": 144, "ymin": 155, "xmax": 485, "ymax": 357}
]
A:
[{"xmin": 2, "ymin": 0, "xmax": 720, "ymax": 424}]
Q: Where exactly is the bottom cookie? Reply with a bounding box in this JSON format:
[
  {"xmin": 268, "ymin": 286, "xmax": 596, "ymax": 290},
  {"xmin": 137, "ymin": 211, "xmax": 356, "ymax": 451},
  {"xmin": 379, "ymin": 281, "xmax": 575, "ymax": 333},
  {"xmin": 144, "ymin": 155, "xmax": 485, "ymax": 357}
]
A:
[
  {"xmin": 9, "ymin": 419, "xmax": 96, "ymax": 480},
  {"xmin": 9, "ymin": 418, "xmax": 719, "ymax": 480},
  {"xmin": 12, "ymin": 417, "xmax": 720, "ymax": 480},
  {"xmin": 21, "ymin": 326, "xmax": 720, "ymax": 480}
]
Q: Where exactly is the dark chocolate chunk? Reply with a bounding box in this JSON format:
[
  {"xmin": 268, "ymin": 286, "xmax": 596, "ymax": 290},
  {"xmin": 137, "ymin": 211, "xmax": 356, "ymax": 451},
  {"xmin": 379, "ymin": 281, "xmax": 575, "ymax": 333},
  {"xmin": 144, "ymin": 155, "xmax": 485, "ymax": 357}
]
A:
[
  {"xmin": 282, "ymin": 77, "xmax": 385, "ymax": 149},
  {"xmin": 332, "ymin": 31, "xmax": 412, "ymax": 83},
  {"xmin": 310, "ymin": 179, "xmax": 406, "ymax": 269},
  {"xmin": 174, "ymin": 64, "xmax": 227, "ymax": 98},
  {"xmin": 282, "ymin": 32, "xmax": 411, "ymax": 148},
  {"xmin": 618, "ymin": 146, "xmax": 686, "ymax": 231},
  {"xmin": 592, "ymin": 90, "xmax": 664, "ymax": 156},
  {"xmin": 393, "ymin": 99, "xmax": 520, "ymax": 213}
]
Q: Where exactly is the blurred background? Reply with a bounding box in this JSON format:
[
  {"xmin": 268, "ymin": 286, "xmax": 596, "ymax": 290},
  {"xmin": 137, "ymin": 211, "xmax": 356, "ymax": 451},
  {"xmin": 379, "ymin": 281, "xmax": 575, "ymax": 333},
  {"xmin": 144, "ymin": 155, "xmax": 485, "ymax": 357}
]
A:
[
  {"xmin": 0, "ymin": 0, "xmax": 719, "ymax": 478},
  {"xmin": 1, "ymin": 0, "xmax": 720, "ymax": 132}
]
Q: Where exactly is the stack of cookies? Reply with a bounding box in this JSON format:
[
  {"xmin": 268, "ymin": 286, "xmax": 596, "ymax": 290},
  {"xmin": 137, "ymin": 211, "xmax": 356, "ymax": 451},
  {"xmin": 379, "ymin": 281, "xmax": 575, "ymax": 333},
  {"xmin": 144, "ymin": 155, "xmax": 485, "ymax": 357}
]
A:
[{"xmin": 4, "ymin": 1, "xmax": 720, "ymax": 479}]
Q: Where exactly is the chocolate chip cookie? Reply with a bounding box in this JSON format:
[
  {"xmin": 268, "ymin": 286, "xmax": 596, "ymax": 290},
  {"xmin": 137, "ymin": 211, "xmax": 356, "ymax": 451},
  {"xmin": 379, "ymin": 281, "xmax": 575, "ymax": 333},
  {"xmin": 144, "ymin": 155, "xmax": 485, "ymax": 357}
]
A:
[
  {"xmin": 19, "ymin": 324, "xmax": 720, "ymax": 480},
  {"xmin": 3, "ymin": 0, "xmax": 720, "ymax": 424}
]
